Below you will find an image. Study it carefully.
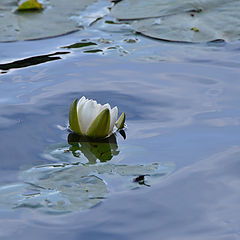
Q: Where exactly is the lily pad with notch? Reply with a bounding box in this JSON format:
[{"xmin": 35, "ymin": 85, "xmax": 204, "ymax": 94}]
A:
[
  {"xmin": 111, "ymin": 0, "xmax": 240, "ymax": 42},
  {"xmin": 0, "ymin": 0, "xmax": 97, "ymax": 42}
]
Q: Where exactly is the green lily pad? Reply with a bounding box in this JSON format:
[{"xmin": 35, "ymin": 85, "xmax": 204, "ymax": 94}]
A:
[
  {"xmin": 111, "ymin": 0, "xmax": 182, "ymax": 20},
  {"xmin": 111, "ymin": 0, "xmax": 240, "ymax": 42},
  {"xmin": 0, "ymin": 0, "xmax": 97, "ymax": 42}
]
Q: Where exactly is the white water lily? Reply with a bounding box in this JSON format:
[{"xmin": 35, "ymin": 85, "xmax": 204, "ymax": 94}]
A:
[{"xmin": 69, "ymin": 96, "xmax": 125, "ymax": 138}]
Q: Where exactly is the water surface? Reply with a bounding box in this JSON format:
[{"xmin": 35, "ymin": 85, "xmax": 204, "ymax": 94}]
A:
[{"xmin": 0, "ymin": 6, "xmax": 240, "ymax": 240}]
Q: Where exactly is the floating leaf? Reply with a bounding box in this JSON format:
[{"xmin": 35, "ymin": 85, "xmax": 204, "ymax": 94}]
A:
[
  {"xmin": 17, "ymin": 0, "xmax": 43, "ymax": 11},
  {"xmin": 111, "ymin": 0, "xmax": 240, "ymax": 42},
  {"xmin": 0, "ymin": 0, "xmax": 97, "ymax": 42},
  {"xmin": 111, "ymin": 0, "xmax": 182, "ymax": 20}
]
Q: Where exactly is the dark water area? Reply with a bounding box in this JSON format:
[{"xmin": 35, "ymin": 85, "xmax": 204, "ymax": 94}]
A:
[{"xmin": 1, "ymin": 16, "xmax": 240, "ymax": 240}]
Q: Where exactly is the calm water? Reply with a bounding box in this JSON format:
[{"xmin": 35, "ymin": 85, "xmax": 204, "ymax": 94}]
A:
[{"xmin": 1, "ymin": 9, "xmax": 240, "ymax": 240}]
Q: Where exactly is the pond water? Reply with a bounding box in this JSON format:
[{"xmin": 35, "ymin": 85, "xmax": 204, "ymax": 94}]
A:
[{"xmin": 1, "ymin": 1, "xmax": 240, "ymax": 239}]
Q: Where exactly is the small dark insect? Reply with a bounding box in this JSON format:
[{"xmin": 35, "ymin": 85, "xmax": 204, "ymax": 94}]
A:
[
  {"xmin": 190, "ymin": 13, "xmax": 194, "ymax": 17},
  {"xmin": 64, "ymin": 149, "xmax": 70, "ymax": 153},
  {"xmin": 133, "ymin": 175, "xmax": 146, "ymax": 183},
  {"xmin": 133, "ymin": 174, "xmax": 151, "ymax": 187}
]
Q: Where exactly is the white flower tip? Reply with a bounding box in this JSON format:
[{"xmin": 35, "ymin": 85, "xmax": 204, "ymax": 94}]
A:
[{"xmin": 71, "ymin": 96, "xmax": 124, "ymax": 138}]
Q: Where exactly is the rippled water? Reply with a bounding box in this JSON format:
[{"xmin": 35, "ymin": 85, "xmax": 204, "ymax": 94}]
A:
[{"xmin": 1, "ymin": 2, "xmax": 240, "ymax": 239}]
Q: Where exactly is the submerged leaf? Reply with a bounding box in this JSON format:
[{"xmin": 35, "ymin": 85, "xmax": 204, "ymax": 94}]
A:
[{"xmin": 0, "ymin": 161, "xmax": 174, "ymax": 213}]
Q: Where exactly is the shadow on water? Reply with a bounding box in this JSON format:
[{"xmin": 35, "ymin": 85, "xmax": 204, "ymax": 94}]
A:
[{"xmin": 0, "ymin": 51, "xmax": 69, "ymax": 73}]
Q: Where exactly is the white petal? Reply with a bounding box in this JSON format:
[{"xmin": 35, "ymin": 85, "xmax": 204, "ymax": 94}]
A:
[
  {"xmin": 77, "ymin": 96, "xmax": 86, "ymax": 111},
  {"xmin": 78, "ymin": 99, "xmax": 99, "ymax": 134},
  {"xmin": 76, "ymin": 97, "xmax": 118, "ymax": 136},
  {"xmin": 95, "ymin": 102, "xmax": 103, "ymax": 114},
  {"xmin": 76, "ymin": 97, "xmax": 87, "ymax": 134},
  {"xmin": 102, "ymin": 103, "xmax": 111, "ymax": 111},
  {"xmin": 109, "ymin": 106, "xmax": 118, "ymax": 134}
]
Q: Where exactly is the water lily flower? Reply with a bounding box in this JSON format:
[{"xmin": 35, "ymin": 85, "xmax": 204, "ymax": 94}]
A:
[{"xmin": 69, "ymin": 96, "xmax": 125, "ymax": 139}]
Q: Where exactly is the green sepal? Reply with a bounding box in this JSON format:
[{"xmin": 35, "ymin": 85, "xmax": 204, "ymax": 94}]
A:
[
  {"xmin": 17, "ymin": 0, "xmax": 43, "ymax": 11},
  {"xmin": 115, "ymin": 112, "xmax": 125, "ymax": 129},
  {"xmin": 86, "ymin": 109, "xmax": 110, "ymax": 138},
  {"xmin": 69, "ymin": 99, "xmax": 83, "ymax": 135}
]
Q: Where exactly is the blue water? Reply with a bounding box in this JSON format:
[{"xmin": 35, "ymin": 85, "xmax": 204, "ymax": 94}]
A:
[{"xmin": 1, "ymin": 11, "xmax": 240, "ymax": 240}]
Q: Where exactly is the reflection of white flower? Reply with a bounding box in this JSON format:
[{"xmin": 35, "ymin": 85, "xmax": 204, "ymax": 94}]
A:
[{"xmin": 69, "ymin": 96, "xmax": 125, "ymax": 138}]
